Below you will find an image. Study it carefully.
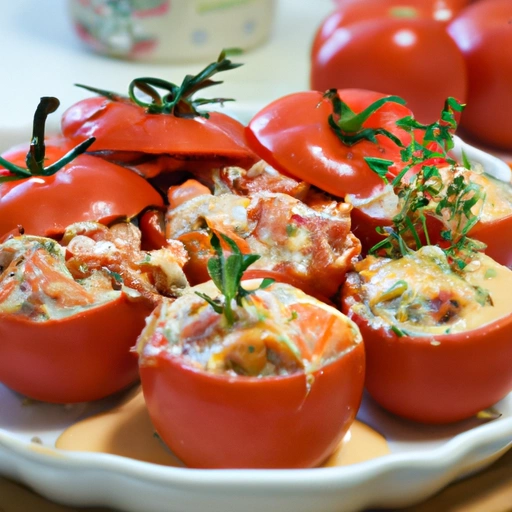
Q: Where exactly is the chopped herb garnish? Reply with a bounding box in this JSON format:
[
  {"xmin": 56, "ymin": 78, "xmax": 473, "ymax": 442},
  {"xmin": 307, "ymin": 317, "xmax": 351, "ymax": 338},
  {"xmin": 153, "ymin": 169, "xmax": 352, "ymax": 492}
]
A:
[
  {"xmin": 366, "ymin": 97, "xmax": 486, "ymax": 271},
  {"xmin": 391, "ymin": 325, "xmax": 405, "ymax": 337},
  {"xmin": 484, "ymin": 268, "xmax": 497, "ymax": 279}
]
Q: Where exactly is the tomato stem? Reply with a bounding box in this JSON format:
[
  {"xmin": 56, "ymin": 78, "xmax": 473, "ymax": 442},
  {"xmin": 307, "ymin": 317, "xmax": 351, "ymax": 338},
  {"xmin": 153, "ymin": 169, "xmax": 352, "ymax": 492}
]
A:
[
  {"xmin": 0, "ymin": 97, "xmax": 95, "ymax": 183},
  {"xmin": 324, "ymin": 90, "xmax": 406, "ymax": 147},
  {"xmin": 77, "ymin": 49, "xmax": 243, "ymax": 118}
]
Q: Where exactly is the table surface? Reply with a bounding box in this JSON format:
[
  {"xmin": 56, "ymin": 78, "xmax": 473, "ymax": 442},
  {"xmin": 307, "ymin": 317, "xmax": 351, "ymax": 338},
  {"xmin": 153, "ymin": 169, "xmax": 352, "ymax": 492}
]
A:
[{"xmin": 1, "ymin": 1, "xmax": 511, "ymax": 511}]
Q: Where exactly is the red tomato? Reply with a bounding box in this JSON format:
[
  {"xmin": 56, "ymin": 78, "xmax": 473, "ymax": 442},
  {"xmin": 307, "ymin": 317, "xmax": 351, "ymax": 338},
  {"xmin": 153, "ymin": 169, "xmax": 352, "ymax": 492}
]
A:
[
  {"xmin": 448, "ymin": 0, "xmax": 512, "ymax": 149},
  {"xmin": 342, "ymin": 258, "xmax": 512, "ymax": 424},
  {"xmin": 471, "ymin": 215, "xmax": 512, "ymax": 269},
  {"xmin": 314, "ymin": 0, "xmax": 470, "ymax": 56},
  {"xmin": 138, "ymin": 280, "xmax": 365, "ymax": 468},
  {"xmin": 311, "ymin": 12, "xmax": 467, "ymax": 123},
  {"xmin": 0, "ymin": 293, "xmax": 151, "ymax": 403},
  {"xmin": 61, "ymin": 53, "xmax": 257, "ymax": 172},
  {"xmin": 62, "ymin": 96, "xmax": 256, "ymax": 164},
  {"xmin": 0, "ymin": 147, "xmax": 164, "ymax": 239},
  {"xmin": 246, "ymin": 89, "xmax": 413, "ymax": 201}
]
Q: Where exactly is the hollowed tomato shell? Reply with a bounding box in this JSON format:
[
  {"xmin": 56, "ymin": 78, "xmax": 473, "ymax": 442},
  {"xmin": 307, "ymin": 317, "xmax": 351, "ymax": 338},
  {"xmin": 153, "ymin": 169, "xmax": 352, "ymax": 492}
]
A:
[
  {"xmin": 470, "ymin": 215, "xmax": 512, "ymax": 269},
  {"xmin": 0, "ymin": 153, "xmax": 164, "ymax": 239},
  {"xmin": 139, "ymin": 341, "xmax": 365, "ymax": 469},
  {"xmin": 0, "ymin": 294, "xmax": 152, "ymax": 403},
  {"xmin": 342, "ymin": 285, "xmax": 512, "ymax": 424}
]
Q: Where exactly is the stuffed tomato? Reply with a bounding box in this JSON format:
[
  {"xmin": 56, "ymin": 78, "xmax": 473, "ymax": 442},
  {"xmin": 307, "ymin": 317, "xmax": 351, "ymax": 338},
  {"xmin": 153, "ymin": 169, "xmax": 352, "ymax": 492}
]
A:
[
  {"xmin": 137, "ymin": 236, "xmax": 365, "ymax": 469},
  {"xmin": 165, "ymin": 172, "xmax": 361, "ymax": 299},
  {"xmin": 342, "ymin": 246, "xmax": 512, "ymax": 424},
  {"xmin": 0, "ymin": 221, "xmax": 188, "ymax": 403},
  {"xmin": 0, "ymin": 97, "xmax": 163, "ymax": 240}
]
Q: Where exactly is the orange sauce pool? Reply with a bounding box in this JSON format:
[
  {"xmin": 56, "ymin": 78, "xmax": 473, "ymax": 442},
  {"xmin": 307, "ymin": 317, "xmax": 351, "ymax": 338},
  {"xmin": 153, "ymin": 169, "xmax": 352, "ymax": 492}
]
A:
[{"xmin": 55, "ymin": 388, "xmax": 390, "ymax": 468}]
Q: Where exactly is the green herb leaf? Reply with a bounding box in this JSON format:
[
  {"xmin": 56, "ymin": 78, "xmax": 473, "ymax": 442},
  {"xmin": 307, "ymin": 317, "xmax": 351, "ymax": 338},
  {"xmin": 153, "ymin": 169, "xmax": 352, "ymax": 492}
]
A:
[
  {"xmin": 364, "ymin": 157, "xmax": 393, "ymax": 182},
  {"xmin": 195, "ymin": 233, "xmax": 275, "ymax": 326}
]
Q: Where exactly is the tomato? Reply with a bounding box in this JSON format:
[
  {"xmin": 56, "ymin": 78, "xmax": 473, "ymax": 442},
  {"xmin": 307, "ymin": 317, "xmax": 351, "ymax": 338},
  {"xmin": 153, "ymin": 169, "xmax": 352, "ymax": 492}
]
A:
[
  {"xmin": 342, "ymin": 250, "xmax": 512, "ymax": 424},
  {"xmin": 0, "ymin": 152, "xmax": 164, "ymax": 239},
  {"xmin": 165, "ymin": 182, "xmax": 361, "ymax": 299},
  {"xmin": 62, "ymin": 96, "xmax": 256, "ymax": 165},
  {"xmin": 471, "ymin": 215, "xmax": 512, "ymax": 269},
  {"xmin": 448, "ymin": 0, "xmax": 512, "ymax": 149},
  {"xmin": 138, "ymin": 280, "xmax": 365, "ymax": 468},
  {"xmin": 0, "ymin": 219, "xmax": 189, "ymax": 403},
  {"xmin": 0, "ymin": 98, "xmax": 164, "ymax": 239},
  {"xmin": 311, "ymin": 8, "xmax": 467, "ymax": 123},
  {"xmin": 315, "ymin": 0, "xmax": 470, "ymax": 56},
  {"xmin": 246, "ymin": 89, "xmax": 413, "ymax": 201},
  {"xmin": 0, "ymin": 294, "xmax": 150, "ymax": 403},
  {"xmin": 61, "ymin": 51, "xmax": 257, "ymax": 174}
]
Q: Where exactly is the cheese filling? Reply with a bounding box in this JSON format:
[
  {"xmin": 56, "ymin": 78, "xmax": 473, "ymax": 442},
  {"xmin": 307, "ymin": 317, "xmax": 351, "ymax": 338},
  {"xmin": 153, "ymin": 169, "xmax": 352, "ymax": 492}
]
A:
[{"xmin": 346, "ymin": 246, "xmax": 512, "ymax": 336}]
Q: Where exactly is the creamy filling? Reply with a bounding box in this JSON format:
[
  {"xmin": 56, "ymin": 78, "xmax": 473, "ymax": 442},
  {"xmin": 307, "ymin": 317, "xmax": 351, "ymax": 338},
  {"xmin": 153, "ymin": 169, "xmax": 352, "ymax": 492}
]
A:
[{"xmin": 348, "ymin": 246, "xmax": 512, "ymax": 336}]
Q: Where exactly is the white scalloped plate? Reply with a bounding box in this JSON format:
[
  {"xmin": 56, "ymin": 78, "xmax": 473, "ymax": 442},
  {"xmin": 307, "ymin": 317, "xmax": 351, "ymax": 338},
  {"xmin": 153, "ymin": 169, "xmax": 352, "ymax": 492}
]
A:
[{"xmin": 0, "ymin": 381, "xmax": 511, "ymax": 512}]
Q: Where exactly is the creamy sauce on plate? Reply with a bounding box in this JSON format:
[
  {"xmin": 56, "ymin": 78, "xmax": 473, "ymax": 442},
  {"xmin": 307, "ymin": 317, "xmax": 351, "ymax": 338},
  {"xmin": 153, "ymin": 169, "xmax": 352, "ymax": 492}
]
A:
[{"xmin": 56, "ymin": 388, "xmax": 389, "ymax": 468}]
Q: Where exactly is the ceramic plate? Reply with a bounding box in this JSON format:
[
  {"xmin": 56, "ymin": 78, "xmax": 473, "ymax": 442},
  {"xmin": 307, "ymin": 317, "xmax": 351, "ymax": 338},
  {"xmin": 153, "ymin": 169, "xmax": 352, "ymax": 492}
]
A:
[{"xmin": 0, "ymin": 382, "xmax": 511, "ymax": 512}]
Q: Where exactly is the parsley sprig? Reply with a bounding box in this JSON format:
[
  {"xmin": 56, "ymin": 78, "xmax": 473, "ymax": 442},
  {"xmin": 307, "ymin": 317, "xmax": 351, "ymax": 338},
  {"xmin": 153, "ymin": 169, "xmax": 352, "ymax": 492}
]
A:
[
  {"xmin": 363, "ymin": 97, "xmax": 486, "ymax": 269},
  {"xmin": 195, "ymin": 233, "xmax": 274, "ymax": 326},
  {"xmin": 76, "ymin": 49, "xmax": 242, "ymax": 118}
]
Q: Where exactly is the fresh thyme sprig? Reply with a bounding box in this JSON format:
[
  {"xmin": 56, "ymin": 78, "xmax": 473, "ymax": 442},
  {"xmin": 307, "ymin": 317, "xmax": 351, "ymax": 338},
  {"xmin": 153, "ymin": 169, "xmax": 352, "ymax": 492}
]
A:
[
  {"xmin": 364, "ymin": 97, "xmax": 486, "ymax": 269},
  {"xmin": 195, "ymin": 233, "xmax": 274, "ymax": 326},
  {"xmin": 76, "ymin": 48, "xmax": 242, "ymax": 119},
  {"xmin": 0, "ymin": 97, "xmax": 95, "ymax": 184}
]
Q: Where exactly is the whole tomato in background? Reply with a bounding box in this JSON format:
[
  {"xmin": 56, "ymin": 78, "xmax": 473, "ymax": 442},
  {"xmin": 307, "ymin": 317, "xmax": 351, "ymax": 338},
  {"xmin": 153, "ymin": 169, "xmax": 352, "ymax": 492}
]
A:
[
  {"xmin": 311, "ymin": 0, "xmax": 469, "ymax": 123},
  {"xmin": 448, "ymin": 0, "xmax": 512, "ymax": 149}
]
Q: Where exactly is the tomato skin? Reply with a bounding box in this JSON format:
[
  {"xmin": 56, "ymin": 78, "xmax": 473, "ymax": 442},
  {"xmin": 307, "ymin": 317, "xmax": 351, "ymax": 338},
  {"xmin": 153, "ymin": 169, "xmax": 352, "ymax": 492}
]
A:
[
  {"xmin": 448, "ymin": 0, "xmax": 512, "ymax": 149},
  {"xmin": 140, "ymin": 337, "xmax": 365, "ymax": 469},
  {"xmin": 470, "ymin": 215, "xmax": 512, "ymax": 269},
  {"xmin": 246, "ymin": 89, "xmax": 412, "ymax": 200},
  {"xmin": 0, "ymin": 294, "xmax": 152, "ymax": 403},
  {"xmin": 139, "ymin": 209, "xmax": 167, "ymax": 250},
  {"xmin": 313, "ymin": 0, "xmax": 470, "ymax": 57},
  {"xmin": 0, "ymin": 153, "xmax": 164, "ymax": 238},
  {"xmin": 311, "ymin": 16, "xmax": 467, "ymax": 123},
  {"xmin": 61, "ymin": 97, "xmax": 257, "ymax": 161},
  {"xmin": 342, "ymin": 282, "xmax": 512, "ymax": 424}
]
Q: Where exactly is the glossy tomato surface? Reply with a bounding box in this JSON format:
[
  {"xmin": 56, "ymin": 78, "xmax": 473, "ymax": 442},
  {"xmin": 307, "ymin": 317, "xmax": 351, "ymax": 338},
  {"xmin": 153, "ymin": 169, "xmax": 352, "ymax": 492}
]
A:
[
  {"xmin": 0, "ymin": 151, "xmax": 163, "ymax": 238},
  {"xmin": 314, "ymin": 0, "xmax": 470, "ymax": 56},
  {"xmin": 0, "ymin": 294, "xmax": 151, "ymax": 403},
  {"xmin": 342, "ymin": 281, "xmax": 512, "ymax": 424},
  {"xmin": 246, "ymin": 89, "xmax": 412, "ymax": 201},
  {"xmin": 62, "ymin": 97, "xmax": 256, "ymax": 162},
  {"xmin": 471, "ymin": 215, "xmax": 512, "ymax": 269},
  {"xmin": 448, "ymin": 0, "xmax": 512, "ymax": 149},
  {"xmin": 140, "ymin": 347, "xmax": 365, "ymax": 469},
  {"xmin": 139, "ymin": 281, "xmax": 365, "ymax": 469},
  {"xmin": 311, "ymin": 12, "xmax": 467, "ymax": 123}
]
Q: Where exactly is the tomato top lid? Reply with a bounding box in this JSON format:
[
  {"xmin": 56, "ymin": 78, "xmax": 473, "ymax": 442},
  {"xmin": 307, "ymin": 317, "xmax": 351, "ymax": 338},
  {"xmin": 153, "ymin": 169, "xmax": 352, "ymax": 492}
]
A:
[{"xmin": 61, "ymin": 49, "xmax": 256, "ymax": 160}]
